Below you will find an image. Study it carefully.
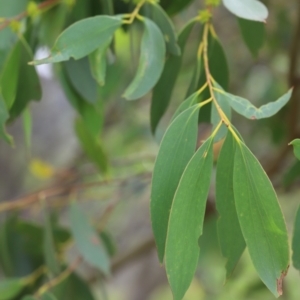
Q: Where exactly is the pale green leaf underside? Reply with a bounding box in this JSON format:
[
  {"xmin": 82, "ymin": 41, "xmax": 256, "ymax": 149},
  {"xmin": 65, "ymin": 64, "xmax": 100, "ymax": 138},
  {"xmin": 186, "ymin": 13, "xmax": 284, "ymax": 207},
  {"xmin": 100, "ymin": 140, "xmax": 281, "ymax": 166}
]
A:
[
  {"xmin": 222, "ymin": 0, "xmax": 268, "ymax": 22},
  {"xmin": 151, "ymin": 105, "xmax": 200, "ymax": 263},
  {"xmin": 166, "ymin": 138, "xmax": 214, "ymax": 300},
  {"xmin": 0, "ymin": 279, "xmax": 24, "ymax": 300},
  {"xmin": 30, "ymin": 16, "xmax": 122, "ymax": 65},
  {"xmin": 123, "ymin": 17, "xmax": 166, "ymax": 100},
  {"xmin": 69, "ymin": 202, "xmax": 110, "ymax": 276},
  {"xmin": 233, "ymin": 142, "xmax": 289, "ymax": 296},
  {"xmin": 216, "ymin": 132, "xmax": 245, "ymax": 277},
  {"xmin": 289, "ymin": 139, "xmax": 300, "ymax": 161},
  {"xmin": 215, "ymin": 88, "xmax": 292, "ymax": 120}
]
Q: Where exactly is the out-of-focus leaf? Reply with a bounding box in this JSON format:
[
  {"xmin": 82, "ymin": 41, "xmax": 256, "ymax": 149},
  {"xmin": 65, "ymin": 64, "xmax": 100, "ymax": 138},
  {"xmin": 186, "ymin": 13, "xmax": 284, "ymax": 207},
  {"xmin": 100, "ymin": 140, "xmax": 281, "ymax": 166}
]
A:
[
  {"xmin": 160, "ymin": 0, "xmax": 194, "ymax": 15},
  {"xmin": 0, "ymin": 93, "xmax": 13, "ymax": 145},
  {"xmin": 75, "ymin": 118, "xmax": 109, "ymax": 174},
  {"xmin": 165, "ymin": 138, "xmax": 214, "ymax": 300},
  {"xmin": 290, "ymin": 139, "xmax": 300, "ymax": 161},
  {"xmin": 0, "ymin": 278, "xmax": 25, "ymax": 300},
  {"xmin": 151, "ymin": 105, "xmax": 200, "ymax": 263},
  {"xmin": 100, "ymin": 0, "xmax": 114, "ymax": 15},
  {"xmin": 41, "ymin": 292, "xmax": 58, "ymax": 300},
  {"xmin": 69, "ymin": 202, "xmax": 110, "ymax": 275},
  {"xmin": 22, "ymin": 296, "xmax": 36, "ymax": 300},
  {"xmin": 151, "ymin": 18, "xmax": 197, "ymax": 133},
  {"xmin": 222, "ymin": 0, "xmax": 268, "ymax": 22},
  {"xmin": 216, "ymin": 132, "xmax": 245, "ymax": 277},
  {"xmin": 31, "ymin": 16, "xmax": 123, "ymax": 65},
  {"xmin": 0, "ymin": 42, "xmax": 21, "ymax": 109},
  {"xmin": 22, "ymin": 108, "xmax": 32, "ymax": 151},
  {"xmin": 215, "ymin": 88, "xmax": 293, "ymax": 120},
  {"xmin": 233, "ymin": 142, "xmax": 289, "ymax": 296},
  {"xmin": 144, "ymin": 2, "xmax": 180, "ymax": 56},
  {"xmin": 238, "ymin": 18, "xmax": 265, "ymax": 57},
  {"xmin": 100, "ymin": 231, "xmax": 116, "ymax": 257},
  {"xmin": 123, "ymin": 17, "xmax": 166, "ymax": 100},
  {"xmin": 0, "ymin": 218, "xmax": 14, "ymax": 276},
  {"xmin": 292, "ymin": 205, "xmax": 300, "ymax": 271}
]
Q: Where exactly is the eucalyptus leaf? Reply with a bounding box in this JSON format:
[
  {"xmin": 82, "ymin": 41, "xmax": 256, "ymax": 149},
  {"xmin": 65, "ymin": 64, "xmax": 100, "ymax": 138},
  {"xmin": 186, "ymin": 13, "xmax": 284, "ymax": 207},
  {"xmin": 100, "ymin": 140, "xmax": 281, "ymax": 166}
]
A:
[
  {"xmin": 289, "ymin": 139, "xmax": 300, "ymax": 161},
  {"xmin": 151, "ymin": 105, "xmax": 200, "ymax": 262},
  {"xmin": 0, "ymin": 93, "xmax": 13, "ymax": 145},
  {"xmin": 233, "ymin": 142, "xmax": 289, "ymax": 296},
  {"xmin": 222, "ymin": 0, "xmax": 268, "ymax": 22},
  {"xmin": 151, "ymin": 18, "xmax": 197, "ymax": 133},
  {"xmin": 215, "ymin": 88, "xmax": 292, "ymax": 120},
  {"xmin": 165, "ymin": 137, "xmax": 214, "ymax": 300},
  {"xmin": 69, "ymin": 202, "xmax": 110, "ymax": 276},
  {"xmin": 292, "ymin": 205, "xmax": 300, "ymax": 271},
  {"xmin": 216, "ymin": 132, "xmax": 245, "ymax": 277},
  {"xmin": 160, "ymin": 0, "xmax": 194, "ymax": 15},
  {"xmin": 123, "ymin": 17, "xmax": 166, "ymax": 100},
  {"xmin": 0, "ymin": 278, "xmax": 25, "ymax": 300},
  {"xmin": 22, "ymin": 108, "xmax": 32, "ymax": 151},
  {"xmin": 30, "ymin": 16, "xmax": 123, "ymax": 65}
]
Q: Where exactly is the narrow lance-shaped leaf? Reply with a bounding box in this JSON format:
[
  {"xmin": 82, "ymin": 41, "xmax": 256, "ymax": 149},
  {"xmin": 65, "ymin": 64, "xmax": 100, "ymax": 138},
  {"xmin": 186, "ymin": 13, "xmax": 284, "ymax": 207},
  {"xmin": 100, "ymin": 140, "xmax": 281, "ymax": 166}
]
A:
[
  {"xmin": 233, "ymin": 141, "xmax": 289, "ymax": 296},
  {"xmin": 151, "ymin": 18, "xmax": 197, "ymax": 133},
  {"xmin": 215, "ymin": 88, "xmax": 293, "ymax": 120},
  {"xmin": 216, "ymin": 132, "xmax": 245, "ymax": 277},
  {"xmin": 123, "ymin": 17, "xmax": 166, "ymax": 100},
  {"xmin": 0, "ymin": 94, "xmax": 13, "ymax": 145},
  {"xmin": 222, "ymin": 0, "xmax": 269, "ymax": 22},
  {"xmin": 165, "ymin": 137, "xmax": 214, "ymax": 300},
  {"xmin": 151, "ymin": 105, "xmax": 200, "ymax": 263},
  {"xmin": 292, "ymin": 205, "xmax": 300, "ymax": 271},
  {"xmin": 30, "ymin": 16, "xmax": 123, "ymax": 65},
  {"xmin": 69, "ymin": 201, "xmax": 110, "ymax": 276},
  {"xmin": 22, "ymin": 108, "xmax": 32, "ymax": 151},
  {"xmin": 0, "ymin": 278, "xmax": 25, "ymax": 300},
  {"xmin": 186, "ymin": 55, "xmax": 202, "ymax": 98},
  {"xmin": 289, "ymin": 139, "xmax": 300, "ymax": 161}
]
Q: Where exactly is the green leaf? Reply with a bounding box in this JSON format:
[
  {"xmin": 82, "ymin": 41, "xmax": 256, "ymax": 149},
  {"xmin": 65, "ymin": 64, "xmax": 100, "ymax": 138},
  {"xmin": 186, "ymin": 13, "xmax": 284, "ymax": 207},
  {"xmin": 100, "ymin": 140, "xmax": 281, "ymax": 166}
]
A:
[
  {"xmin": 69, "ymin": 201, "xmax": 110, "ymax": 276},
  {"xmin": 30, "ymin": 16, "xmax": 123, "ymax": 65},
  {"xmin": 216, "ymin": 132, "xmax": 245, "ymax": 277},
  {"xmin": 222, "ymin": 0, "xmax": 268, "ymax": 22},
  {"xmin": 151, "ymin": 105, "xmax": 200, "ymax": 263},
  {"xmin": 151, "ymin": 18, "xmax": 197, "ymax": 133},
  {"xmin": 289, "ymin": 139, "xmax": 300, "ymax": 161},
  {"xmin": 75, "ymin": 118, "xmax": 109, "ymax": 174},
  {"xmin": 233, "ymin": 142, "xmax": 289, "ymax": 296},
  {"xmin": 41, "ymin": 292, "xmax": 58, "ymax": 300},
  {"xmin": 0, "ymin": 42, "xmax": 21, "ymax": 109},
  {"xmin": 89, "ymin": 38, "xmax": 111, "ymax": 86},
  {"xmin": 0, "ymin": 93, "xmax": 13, "ymax": 145},
  {"xmin": 22, "ymin": 296, "xmax": 36, "ymax": 300},
  {"xmin": 160, "ymin": 0, "xmax": 194, "ymax": 15},
  {"xmin": 165, "ymin": 137, "xmax": 214, "ymax": 300},
  {"xmin": 0, "ymin": 278, "xmax": 25, "ymax": 300},
  {"xmin": 283, "ymin": 161, "xmax": 300, "ymax": 188},
  {"xmin": 292, "ymin": 205, "xmax": 300, "ymax": 271},
  {"xmin": 238, "ymin": 18, "xmax": 265, "ymax": 57},
  {"xmin": 100, "ymin": 231, "xmax": 116, "ymax": 257},
  {"xmin": 22, "ymin": 108, "xmax": 32, "ymax": 151},
  {"xmin": 145, "ymin": 2, "xmax": 180, "ymax": 56},
  {"xmin": 186, "ymin": 56, "xmax": 202, "ymax": 98},
  {"xmin": 215, "ymin": 88, "xmax": 293, "ymax": 120},
  {"xmin": 100, "ymin": 0, "xmax": 114, "ymax": 15},
  {"xmin": 123, "ymin": 17, "xmax": 166, "ymax": 100},
  {"xmin": 211, "ymin": 82, "xmax": 231, "ymax": 141}
]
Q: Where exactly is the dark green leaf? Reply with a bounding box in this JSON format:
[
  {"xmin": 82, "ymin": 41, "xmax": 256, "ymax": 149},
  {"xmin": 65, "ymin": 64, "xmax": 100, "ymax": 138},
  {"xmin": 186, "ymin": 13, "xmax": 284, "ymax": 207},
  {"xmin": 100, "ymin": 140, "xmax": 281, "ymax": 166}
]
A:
[
  {"xmin": 289, "ymin": 139, "xmax": 300, "ymax": 161},
  {"xmin": 0, "ymin": 278, "xmax": 25, "ymax": 300},
  {"xmin": 222, "ymin": 0, "xmax": 268, "ymax": 22},
  {"xmin": 100, "ymin": 231, "xmax": 116, "ymax": 257},
  {"xmin": 160, "ymin": 0, "xmax": 194, "ymax": 15},
  {"xmin": 69, "ymin": 202, "xmax": 110, "ymax": 275},
  {"xmin": 216, "ymin": 132, "xmax": 245, "ymax": 277},
  {"xmin": 283, "ymin": 161, "xmax": 300, "ymax": 188},
  {"xmin": 75, "ymin": 118, "xmax": 109, "ymax": 174},
  {"xmin": 0, "ymin": 93, "xmax": 13, "ymax": 145},
  {"xmin": 233, "ymin": 142, "xmax": 289, "ymax": 296},
  {"xmin": 41, "ymin": 292, "xmax": 58, "ymax": 300},
  {"xmin": 215, "ymin": 88, "xmax": 293, "ymax": 120},
  {"xmin": 186, "ymin": 56, "xmax": 202, "ymax": 98},
  {"xmin": 165, "ymin": 137, "xmax": 214, "ymax": 300},
  {"xmin": 31, "ymin": 16, "xmax": 123, "ymax": 65},
  {"xmin": 151, "ymin": 105, "xmax": 200, "ymax": 262},
  {"xmin": 238, "ymin": 18, "xmax": 265, "ymax": 57},
  {"xmin": 123, "ymin": 17, "xmax": 166, "ymax": 100},
  {"xmin": 151, "ymin": 18, "xmax": 197, "ymax": 133},
  {"xmin": 145, "ymin": 2, "xmax": 180, "ymax": 55},
  {"xmin": 292, "ymin": 205, "xmax": 300, "ymax": 271},
  {"xmin": 22, "ymin": 296, "xmax": 36, "ymax": 300},
  {"xmin": 100, "ymin": 0, "xmax": 114, "ymax": 15}
]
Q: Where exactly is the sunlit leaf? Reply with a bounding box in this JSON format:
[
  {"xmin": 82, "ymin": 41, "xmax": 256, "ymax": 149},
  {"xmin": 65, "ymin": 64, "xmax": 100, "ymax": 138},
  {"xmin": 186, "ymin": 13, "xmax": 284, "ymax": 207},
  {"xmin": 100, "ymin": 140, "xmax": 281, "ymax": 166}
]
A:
[
  {"xmin": 216, "ymin": 132, "xmax": 245, "ymax": 277},
  {"xmin": 123, "ymin": 17, "xmax": 166, "ymax": 100},
  {"xmin": 222, "ymin": 0, "xmax": 268, "ymax": 22},
  {"xmin": 165, "ymin": 137, "xmax": 214, "ymax": 300},
  {"xmin": 0, "ymin": 278, "xmax": 25, "ymax": 300},
  {"xmin": 151, "ymin": 18, "xmax": 197, "ymax": 133},
  {"xmin": 151, "ymin": 105, "xmax": 200, "ymax": 262},
  {"xmin": 292, "ymin": 205, "xmax": 300, "ymax": 271},
  {"xmin": 238, "ymin": 18, "xmax": 265, "ymax": 57},
  {"xmin": 289, "ymin": 139, "xmax": 300, "ymax": 161},
  {"xmin": 30, "ymin": 16, "xmax": 123, "ymax": 65},
  {"xmin": 233, "ymin": 141, "xmax": 289, "ymax": 296},
  {"xmin": 215, "ymin": 88, "xmax": 293, "ymax": 120},
  {"xmin": 69, "ymin": 202, "xmax": 110, "ymax": 275}
]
